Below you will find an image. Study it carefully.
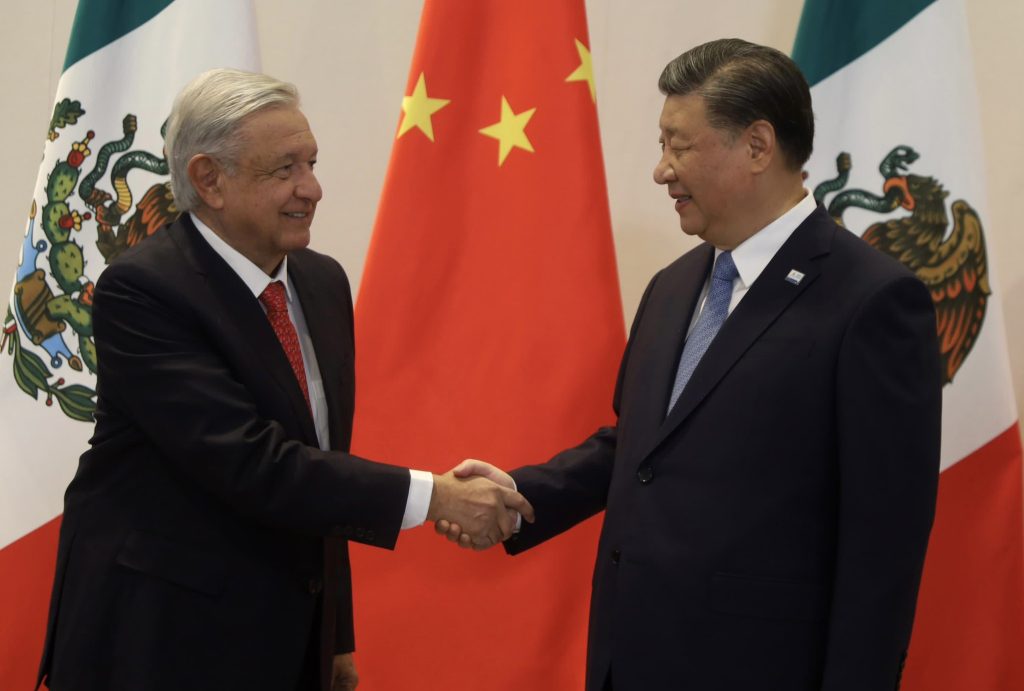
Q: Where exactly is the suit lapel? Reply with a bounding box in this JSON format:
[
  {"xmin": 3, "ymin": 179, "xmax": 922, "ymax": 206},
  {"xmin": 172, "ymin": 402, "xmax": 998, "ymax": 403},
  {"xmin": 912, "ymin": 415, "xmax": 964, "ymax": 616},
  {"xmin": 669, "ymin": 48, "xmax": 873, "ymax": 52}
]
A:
[
  {"xmin": 621, "ymin": 244, "xmax": 713, "ymax": 461},
  {"xmin": 637, "ymin": 208, "xmax": 835, "ymax": 464},
  {"xmin": 170, "ymin": 217, "xmax": 319, "ymax": 445}
]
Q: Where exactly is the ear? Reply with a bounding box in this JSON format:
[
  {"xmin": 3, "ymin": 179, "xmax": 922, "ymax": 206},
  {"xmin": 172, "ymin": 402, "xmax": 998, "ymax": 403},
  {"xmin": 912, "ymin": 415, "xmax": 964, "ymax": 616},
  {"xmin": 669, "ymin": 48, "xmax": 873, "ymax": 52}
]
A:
[
  {"xmin": 187, "ymin": 154, "xmax": 227, "ymax": 210},
  {"xmin": 746, "ymin": 120, "xmax": 776, "ymax": 174}
]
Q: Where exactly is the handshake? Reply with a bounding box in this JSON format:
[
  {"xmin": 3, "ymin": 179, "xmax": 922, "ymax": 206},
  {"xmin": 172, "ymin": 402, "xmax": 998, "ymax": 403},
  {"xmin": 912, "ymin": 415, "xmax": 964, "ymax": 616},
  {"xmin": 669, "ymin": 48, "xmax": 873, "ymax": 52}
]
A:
[{"xmin": 426, "ymin": 460, "xmax": 529, "ymax": 550}]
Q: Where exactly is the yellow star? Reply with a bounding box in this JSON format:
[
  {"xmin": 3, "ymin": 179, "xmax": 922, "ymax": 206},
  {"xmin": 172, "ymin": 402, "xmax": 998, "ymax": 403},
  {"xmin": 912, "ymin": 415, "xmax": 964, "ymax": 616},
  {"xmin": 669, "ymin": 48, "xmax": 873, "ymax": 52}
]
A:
[
  {"xmin": 397, "ymin": 72, "xmax": 450, "ymax": 141},
  {"xmin": 478, "ymin": 96, "xmax": 536, "ymax": 166},
  {"xmin": 566, "ymin": 39, "xmax": 596, "ymax": 102}
]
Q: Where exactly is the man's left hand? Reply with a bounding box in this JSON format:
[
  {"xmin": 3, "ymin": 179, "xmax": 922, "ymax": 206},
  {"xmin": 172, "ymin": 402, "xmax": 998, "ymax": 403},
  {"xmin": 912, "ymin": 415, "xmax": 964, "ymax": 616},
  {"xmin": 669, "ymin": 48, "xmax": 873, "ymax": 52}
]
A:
[{"xmin": 332, "ymin": 653, "xmax": 359, "ymax": 690}]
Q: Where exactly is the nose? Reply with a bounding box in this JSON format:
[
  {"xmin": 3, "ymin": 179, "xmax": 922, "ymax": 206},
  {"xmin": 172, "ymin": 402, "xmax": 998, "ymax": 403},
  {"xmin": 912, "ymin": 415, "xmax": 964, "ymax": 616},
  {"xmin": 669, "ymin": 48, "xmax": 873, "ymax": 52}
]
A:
[
  {"xmin": 653, "ymin": 154, "xmax": 675, "ymax": 185},
  {"xmin": 297, "ymin": 166, "xmax": 323, "ymax": 203}
]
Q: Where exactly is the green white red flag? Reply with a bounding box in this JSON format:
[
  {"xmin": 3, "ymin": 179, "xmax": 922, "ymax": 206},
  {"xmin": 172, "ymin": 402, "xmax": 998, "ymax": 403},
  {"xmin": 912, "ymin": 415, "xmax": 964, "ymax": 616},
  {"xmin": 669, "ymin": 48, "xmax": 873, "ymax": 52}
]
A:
[
  {"xmin": 0, "ymin": 1, "xmax": 259, "ymax": 688},
  {"xmin": 794, "ymin": 0, "xmax": 1024, "ymax": 687}
]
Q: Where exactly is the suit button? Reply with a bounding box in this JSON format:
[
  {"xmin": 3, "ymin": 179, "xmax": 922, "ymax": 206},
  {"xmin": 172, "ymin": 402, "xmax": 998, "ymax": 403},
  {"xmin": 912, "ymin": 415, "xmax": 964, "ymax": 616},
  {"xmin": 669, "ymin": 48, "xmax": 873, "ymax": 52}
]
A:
[
  {"xmin": 611, "ymin": 549, "xmax": 621, "ymax": 564},
  {"xmin": 636, "ymin": 465, "xmax": 653, "ymax": 484},
  {"xmin": 306, "ymin": 578, "xmax": 323, "ymax": 595}
]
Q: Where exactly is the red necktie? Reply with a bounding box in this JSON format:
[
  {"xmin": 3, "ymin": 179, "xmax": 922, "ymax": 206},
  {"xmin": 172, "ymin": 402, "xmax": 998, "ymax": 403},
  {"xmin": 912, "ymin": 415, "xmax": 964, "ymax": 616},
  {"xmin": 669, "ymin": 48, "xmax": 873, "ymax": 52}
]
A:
[{"xmin": 258, "ymin": 281, "xmax": 311, "ymax": 413}]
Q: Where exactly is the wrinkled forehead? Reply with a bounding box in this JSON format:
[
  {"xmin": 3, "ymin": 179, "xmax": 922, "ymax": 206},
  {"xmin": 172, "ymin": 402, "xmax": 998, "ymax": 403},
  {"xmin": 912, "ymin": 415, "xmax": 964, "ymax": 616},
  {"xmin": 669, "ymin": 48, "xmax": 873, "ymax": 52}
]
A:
[{"xmin": 236, "ymin": 106, "xmax": 318, "ymax": 156}]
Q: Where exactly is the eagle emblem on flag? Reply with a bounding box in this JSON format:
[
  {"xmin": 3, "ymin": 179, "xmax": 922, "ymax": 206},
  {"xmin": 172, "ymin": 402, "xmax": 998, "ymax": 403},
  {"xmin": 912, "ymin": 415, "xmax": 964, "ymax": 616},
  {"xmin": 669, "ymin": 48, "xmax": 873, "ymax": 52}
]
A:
[{"xmin": 814, "ymin": 145, "xmax": 989, "ymax": 384}]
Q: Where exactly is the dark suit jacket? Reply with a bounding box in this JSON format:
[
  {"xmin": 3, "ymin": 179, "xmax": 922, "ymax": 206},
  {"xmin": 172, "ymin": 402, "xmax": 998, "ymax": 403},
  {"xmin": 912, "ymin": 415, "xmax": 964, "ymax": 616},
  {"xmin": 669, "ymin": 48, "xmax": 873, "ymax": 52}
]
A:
[
  {"xmin": 507, "ymin": 207, "xmax": 942, "ymax": 691},
  {"xmin": 38, "ymin": 215, "xmax": 411, "ymax": 691}
]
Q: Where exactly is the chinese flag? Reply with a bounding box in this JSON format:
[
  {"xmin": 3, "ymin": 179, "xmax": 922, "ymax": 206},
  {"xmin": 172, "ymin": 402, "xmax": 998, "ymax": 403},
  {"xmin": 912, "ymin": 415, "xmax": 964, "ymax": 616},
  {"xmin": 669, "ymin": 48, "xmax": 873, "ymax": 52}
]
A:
[{"xmin": 349, "ymin": 1, "xmax": 624, "ymax": 689}]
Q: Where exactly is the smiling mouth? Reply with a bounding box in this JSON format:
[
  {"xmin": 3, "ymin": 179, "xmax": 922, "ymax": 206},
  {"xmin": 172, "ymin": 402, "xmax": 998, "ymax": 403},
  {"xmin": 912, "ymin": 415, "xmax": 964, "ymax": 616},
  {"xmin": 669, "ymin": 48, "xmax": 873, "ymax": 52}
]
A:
[
  {"xmin": 674, "ymin": 195, "xmax": 692, "ymax": 210},
  {"xmin": 284, "ymin": 212, "xmax": 310, "ymax": 219}
]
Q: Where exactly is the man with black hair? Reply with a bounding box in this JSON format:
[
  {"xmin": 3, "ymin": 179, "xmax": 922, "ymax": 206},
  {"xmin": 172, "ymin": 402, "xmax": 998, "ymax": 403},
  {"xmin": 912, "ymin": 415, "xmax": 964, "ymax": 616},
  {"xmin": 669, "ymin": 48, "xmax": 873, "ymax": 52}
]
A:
[{"xmin": 443, "ymin": 39, "xmax": 941, "ymax": 691}]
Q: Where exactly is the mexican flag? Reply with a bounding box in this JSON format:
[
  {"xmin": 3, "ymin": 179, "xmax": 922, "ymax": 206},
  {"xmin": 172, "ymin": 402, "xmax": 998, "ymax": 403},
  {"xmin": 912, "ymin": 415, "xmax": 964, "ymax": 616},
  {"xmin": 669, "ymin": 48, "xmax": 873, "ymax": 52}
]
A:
[
  {"xmin": 794, "ymin": 0, "xmax": 1024, "ymax": 687},
  {"xmin": 349, "ymin": 0, "xmax": 624, "ymax": 688},
  {"xmin": 0, "ymin": 1, "xmax": 258, "ymax": 687}
]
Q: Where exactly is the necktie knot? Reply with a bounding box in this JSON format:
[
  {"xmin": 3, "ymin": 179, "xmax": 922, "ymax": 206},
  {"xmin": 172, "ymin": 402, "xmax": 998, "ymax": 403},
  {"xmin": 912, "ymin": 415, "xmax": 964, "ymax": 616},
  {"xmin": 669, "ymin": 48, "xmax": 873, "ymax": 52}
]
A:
[
  {"xmin": 259, "ymin": 281, "xmax": 288, "ymax": 315},
  {"xmin": 712, "ymin": 251, "xmax": 738, "ymax": 284}
]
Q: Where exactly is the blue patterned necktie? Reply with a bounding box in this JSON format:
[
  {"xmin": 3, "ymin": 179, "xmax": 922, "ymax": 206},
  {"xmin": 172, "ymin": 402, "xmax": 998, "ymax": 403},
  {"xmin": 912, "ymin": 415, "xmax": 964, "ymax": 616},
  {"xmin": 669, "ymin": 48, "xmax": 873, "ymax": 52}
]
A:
[{"xmin": 667, "ymin": 251, "xmax": 738, "ymax": 413}]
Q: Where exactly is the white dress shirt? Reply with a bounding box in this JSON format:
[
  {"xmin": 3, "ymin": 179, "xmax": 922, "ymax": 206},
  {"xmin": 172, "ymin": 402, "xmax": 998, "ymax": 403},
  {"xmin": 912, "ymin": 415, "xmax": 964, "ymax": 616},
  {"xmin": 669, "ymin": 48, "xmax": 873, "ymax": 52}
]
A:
[
  {"xmin": 191, "ymin": 213, "xmax": 432, "ymax": 529},
  {"xmin": 516, "ymin": 194, "xmax": 820, "ymax": 534},
  {"xmin": 686, "ymin": 191, "xmax": 817, "ymax": 336}
]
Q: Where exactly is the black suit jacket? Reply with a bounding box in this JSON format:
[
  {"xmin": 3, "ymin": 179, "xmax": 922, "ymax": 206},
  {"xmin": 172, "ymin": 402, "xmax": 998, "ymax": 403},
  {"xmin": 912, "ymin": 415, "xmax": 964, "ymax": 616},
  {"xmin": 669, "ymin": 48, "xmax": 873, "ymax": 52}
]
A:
[
  {"xmin": 507, "ymin": 208, "xmax": 942, "ymax": 691},
  {"xmin": 38, "ymin": 215, "xmax": 411, "ymax": 691}
]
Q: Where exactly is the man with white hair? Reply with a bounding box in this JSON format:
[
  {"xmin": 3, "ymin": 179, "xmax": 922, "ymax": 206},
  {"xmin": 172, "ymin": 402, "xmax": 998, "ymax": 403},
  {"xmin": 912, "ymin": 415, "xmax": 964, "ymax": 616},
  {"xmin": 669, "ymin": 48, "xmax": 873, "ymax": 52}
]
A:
[{"xmin": 36, "ymin": 68, "xmax": 531, "ymax": 691}]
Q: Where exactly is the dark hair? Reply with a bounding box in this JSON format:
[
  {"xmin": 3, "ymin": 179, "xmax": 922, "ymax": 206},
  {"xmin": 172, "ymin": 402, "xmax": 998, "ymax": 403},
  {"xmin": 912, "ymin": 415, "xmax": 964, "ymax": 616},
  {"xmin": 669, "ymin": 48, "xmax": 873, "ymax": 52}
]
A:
[{"xmin": 658, "ymin": 38, "xmax": 814, "ymax": 170}]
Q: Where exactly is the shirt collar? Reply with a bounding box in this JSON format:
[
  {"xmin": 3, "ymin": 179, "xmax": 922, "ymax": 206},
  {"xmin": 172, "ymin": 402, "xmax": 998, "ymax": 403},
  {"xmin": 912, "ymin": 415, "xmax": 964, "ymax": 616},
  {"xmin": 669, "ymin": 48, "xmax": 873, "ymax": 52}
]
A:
[
  {"xmin": 190, "ymin": 212, "xmax": 291, "ymax": 302},
  {"xmin": 726, "ymin": 190, "xmax": 817, "ymax": 289}
]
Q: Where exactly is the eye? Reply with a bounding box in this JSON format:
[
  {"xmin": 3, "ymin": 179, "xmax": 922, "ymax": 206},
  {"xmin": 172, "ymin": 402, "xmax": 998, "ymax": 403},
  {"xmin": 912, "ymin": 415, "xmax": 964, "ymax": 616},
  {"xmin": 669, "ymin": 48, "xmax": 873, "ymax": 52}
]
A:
[
  {"xmin": 308, "ymin": 159, "xmax": 317, "ymax": 171},
  {"xmin": 273, "ymin": 164, "xmax": 293, "ymax": 179}
]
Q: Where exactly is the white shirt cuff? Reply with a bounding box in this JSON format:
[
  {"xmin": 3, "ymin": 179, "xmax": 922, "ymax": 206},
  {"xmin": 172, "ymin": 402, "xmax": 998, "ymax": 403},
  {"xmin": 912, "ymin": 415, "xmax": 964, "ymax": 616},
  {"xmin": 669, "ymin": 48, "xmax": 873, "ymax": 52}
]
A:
[
  {"xmin": 512, "ymin": 477, "xmax": 522, "ymax": 533},
  {"xmin": 401, "ymin": 469, "xmax": 434, "ymax": 529}
]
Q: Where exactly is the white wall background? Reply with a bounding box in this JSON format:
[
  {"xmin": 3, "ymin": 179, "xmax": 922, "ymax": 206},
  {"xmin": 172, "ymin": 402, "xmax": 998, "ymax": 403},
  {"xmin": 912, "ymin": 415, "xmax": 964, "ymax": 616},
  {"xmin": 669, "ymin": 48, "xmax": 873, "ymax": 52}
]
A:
[{"xmin": 3, "ymin": 0, "xmax": 1022, "ymax": 428}]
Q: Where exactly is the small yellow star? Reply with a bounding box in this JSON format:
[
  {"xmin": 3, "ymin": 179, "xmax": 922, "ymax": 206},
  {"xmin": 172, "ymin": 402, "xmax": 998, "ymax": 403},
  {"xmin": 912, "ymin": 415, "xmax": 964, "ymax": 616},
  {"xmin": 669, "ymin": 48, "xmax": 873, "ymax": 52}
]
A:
[
  {"xmin": 566, "ymin": 39, "xmax": 596, "ymax": 102},
  {"xmin": 397, "ymin": 72, "xmax": 451, "ymax": 141},
  {"xmin": 478, "ymin": 96, "xmax": 536, "ymax": 166}
]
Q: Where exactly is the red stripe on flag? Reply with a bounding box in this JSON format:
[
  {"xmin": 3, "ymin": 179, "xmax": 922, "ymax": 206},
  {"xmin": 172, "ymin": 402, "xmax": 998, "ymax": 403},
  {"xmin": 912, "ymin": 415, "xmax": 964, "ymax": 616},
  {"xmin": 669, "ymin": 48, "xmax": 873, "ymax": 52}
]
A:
[
  {"xmin": 0, "ymin": 516, "xmax": 61, "ymax": 690},
  {"xmin": 905, "ymin": 422, "xmax": 1024, "ymax": 690},
  {"xmin": 348, "ymin": 1, "xmax": 622, "ymax": 688}
]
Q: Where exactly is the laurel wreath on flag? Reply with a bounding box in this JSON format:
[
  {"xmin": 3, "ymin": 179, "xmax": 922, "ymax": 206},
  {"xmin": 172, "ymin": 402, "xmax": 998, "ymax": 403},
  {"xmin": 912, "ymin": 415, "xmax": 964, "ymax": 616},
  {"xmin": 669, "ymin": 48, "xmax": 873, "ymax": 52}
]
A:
[{"xmin": 2, "ymin": 308, "xmax": 96, "ymax": 421}]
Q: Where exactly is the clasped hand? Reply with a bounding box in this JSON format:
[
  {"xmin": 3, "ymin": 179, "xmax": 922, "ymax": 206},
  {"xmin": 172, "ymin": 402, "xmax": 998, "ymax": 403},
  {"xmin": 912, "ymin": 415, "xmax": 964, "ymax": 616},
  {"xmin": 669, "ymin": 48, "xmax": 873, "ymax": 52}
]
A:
[{"xmin": 428, "ymin": 460, "xmax": 530, "ymax": 550}]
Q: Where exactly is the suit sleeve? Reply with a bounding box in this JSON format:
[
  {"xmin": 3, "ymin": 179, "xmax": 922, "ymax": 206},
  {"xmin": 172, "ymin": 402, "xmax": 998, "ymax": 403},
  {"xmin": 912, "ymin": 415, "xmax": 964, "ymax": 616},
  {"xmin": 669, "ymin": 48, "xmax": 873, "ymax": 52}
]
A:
[
  {"xmin": 505, "ymin": 271, "xmax": 662, "ymax": 554},
  {"xmin": 332, "ymin": 538, "xmax": 356, "ymax": 654},
  {"xmin": 90, "ymin": 259, "xmax": 411, "ymax": 548},
  {"xmin": 821, "ymin": 275, "xmax": 942, "ymax": 690}
]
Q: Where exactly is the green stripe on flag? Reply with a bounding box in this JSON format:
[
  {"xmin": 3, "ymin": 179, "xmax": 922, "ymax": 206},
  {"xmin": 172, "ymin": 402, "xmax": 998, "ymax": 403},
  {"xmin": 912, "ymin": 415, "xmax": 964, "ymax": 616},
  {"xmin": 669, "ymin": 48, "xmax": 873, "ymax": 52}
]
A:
[
  {"xmin": 63, "ymin": 0, "xmax": 175, "ymax": 71},
  {"xmin": 792, "ymin": 0, "xmax": 936, "ymax": 86}
]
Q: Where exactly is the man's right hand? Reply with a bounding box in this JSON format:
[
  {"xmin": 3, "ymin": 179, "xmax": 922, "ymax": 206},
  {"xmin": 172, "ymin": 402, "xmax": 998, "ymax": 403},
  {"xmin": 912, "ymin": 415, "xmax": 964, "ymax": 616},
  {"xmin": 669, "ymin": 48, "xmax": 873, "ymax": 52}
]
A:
[
  {"xmin": 427, "ymin": 468, "xmax": 534, "ymax": 548},
  {"xmin": 433, "ymin": 460, "xmax": 526, "ymax": 549}
]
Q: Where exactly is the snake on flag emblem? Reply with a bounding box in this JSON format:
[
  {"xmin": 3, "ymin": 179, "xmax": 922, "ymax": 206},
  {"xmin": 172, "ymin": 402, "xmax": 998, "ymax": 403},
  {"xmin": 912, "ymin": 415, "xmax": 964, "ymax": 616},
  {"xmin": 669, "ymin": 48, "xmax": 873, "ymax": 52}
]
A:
[{"xmin": 2, "ymin": 100, "xmax": 179, "ymax": 421}]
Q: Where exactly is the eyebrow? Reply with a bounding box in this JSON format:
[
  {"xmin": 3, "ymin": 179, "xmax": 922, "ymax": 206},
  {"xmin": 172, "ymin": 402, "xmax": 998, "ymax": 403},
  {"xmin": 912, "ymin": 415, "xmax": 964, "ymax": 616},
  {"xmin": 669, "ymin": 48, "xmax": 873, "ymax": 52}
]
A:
[
  {"xmin": 260, "ymin": 146, "xmax": 318, "ymax": 170},
  {"xmin": 663, "ymin": 130, "xmax": 694, "ymax": 145},
  {"xmin": 264, "ymin": 153, "xmax": 301, "ymax": 169},
  {"xmin": 277, "ymin": 149, "xmax": 318, "ymax": 163}
]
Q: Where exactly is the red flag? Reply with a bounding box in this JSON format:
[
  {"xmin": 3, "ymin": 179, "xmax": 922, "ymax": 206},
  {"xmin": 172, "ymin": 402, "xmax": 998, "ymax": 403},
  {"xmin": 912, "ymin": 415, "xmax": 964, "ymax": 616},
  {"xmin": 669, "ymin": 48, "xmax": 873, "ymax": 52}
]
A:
[{"xmin": 350, "ymin": 1, "xmax": 624, "ymax": 688}]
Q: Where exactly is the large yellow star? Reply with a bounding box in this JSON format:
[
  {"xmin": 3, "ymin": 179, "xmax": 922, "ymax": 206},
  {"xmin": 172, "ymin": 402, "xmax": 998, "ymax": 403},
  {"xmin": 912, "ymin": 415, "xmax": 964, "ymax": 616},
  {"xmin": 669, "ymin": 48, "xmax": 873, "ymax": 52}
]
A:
[
  {"xmin": 478, "ymin": 96, "xmax": 536, "ymax": 166},
  {"xmin": 566, "ymin": 39, "xmax": 596, "ymax": 102},
  {"xmin": 397, "ymin": 72, "xmax": 450, "ymax": 141}
]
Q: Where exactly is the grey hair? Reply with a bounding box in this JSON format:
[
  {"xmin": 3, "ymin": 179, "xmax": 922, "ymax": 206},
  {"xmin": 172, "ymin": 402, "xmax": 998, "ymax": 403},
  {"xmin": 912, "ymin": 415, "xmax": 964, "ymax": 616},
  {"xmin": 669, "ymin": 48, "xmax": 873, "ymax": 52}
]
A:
[
  {"xmin": 165, "ymin": 68, "xmax": 299, "ymax": 211},
  {"xmin": 659, "ymin": 38, "xmax": 814, "ymax": 170}
]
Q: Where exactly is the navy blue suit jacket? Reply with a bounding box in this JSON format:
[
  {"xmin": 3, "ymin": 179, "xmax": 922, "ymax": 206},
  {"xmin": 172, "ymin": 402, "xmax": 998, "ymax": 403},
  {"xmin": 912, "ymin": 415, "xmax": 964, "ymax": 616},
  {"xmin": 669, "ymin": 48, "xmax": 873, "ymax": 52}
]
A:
[{"xmin": 507, "ymin": 207, "xmax": 941, "ymax": 691}]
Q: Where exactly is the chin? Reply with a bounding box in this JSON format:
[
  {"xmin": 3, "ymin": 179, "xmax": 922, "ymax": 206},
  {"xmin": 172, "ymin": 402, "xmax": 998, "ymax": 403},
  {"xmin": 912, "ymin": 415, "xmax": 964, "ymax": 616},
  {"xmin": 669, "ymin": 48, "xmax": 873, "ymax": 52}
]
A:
[{"xmin": 284, "ymin": 230, "xmax": 312, "ymax": 250}]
